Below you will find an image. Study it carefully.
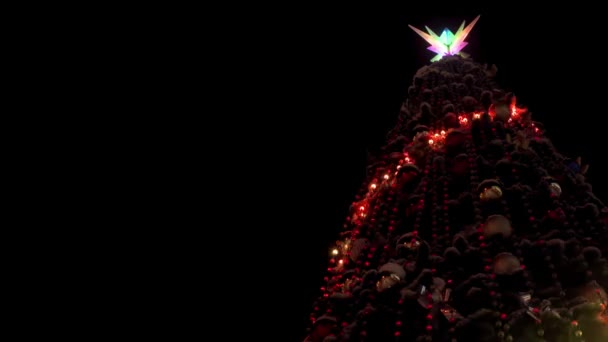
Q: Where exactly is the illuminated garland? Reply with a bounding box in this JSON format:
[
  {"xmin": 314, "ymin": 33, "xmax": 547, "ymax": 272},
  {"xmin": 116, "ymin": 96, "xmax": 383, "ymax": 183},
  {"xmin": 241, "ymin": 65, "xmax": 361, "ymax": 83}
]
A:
[{"xmin": 326, "ymin": 100, "xmax": 529, "ymax": 273}]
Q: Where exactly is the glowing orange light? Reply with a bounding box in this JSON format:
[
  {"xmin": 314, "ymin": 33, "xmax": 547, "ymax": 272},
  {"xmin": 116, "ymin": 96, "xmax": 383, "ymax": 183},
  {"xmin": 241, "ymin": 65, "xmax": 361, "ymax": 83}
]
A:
[
  {"xmin": 428, "ymin": 139, "xmax": 434, "ymax": 145},
  {"xmin": 332, "ymin": 249, "xmax": 339, "ymax": 255},
  {"xmin": 440, "ymin": 130, "xmax": 446, "ymax": 135},
  {"xmin": 473, "ymin": 113, "xmax": 481, "ymax": 119},
  {"xmin": 359, "ymin": 206, "xmax": 365, "ymax": 211},
  {"xmin": 383, "ymin": 174, "xmax": 390, "ymax": 180},
  {"xmin": 462, "ymin": 118, "xmax": 468, "ymax": 123},
  {"xmin": 370, "ymin": 183, "xmax": 377, "ymax": 189},
  {"xmin": 434, "ymin": 133, "xmax": 439, "ymax": 138},
  {"xmin": 338, "ymin": 259, "xmax": 344, "ymax": 265},
  {"xmin": 509, "ymin": 96, "xmax": 527, "ymax": 119}
]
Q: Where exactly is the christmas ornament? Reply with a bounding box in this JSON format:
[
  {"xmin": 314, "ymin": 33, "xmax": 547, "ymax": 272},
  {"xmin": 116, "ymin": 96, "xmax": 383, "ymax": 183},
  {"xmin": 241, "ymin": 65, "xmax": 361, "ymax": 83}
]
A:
[
  {"xmin": 376, "ymin": 273, "xmax": 401, "ymax": 292},
  {"xmin": 397, "ymin": 164, "xmax": 420, "ymax": 185},
  {"xmin": 494, "ymin": 104, "xmax": 510, "ymax": 121},
  {"xmin": 376, "ymin": 263, "xmax": 406, "ymax": 292},
  {"xmin": 379, "ymin": 262, "xmax": 407, "ymax": 280},
  {"xmin": 440, "ymin": 305, "xmax": 463, "ymax": 321},
  {"xmin": 493, "ymin": 252, "xmax": 521, "ymax": 275},
  {"xmin": 483, "ymin": 215, "xmax": 512, "ymax": 238},
  {"xmin": 417, "ymin": 285, "xmax": 434, "ymax": 308},
  {"xmin": 549, "ymin": 182, "xmax": 562, "ymax": 197},
  {"xmin": 403, "ymin": 239, "xmax": 421, "ymax": 250},
  {"xmin": 480, "ymin": 185, "xmax": 503, "ymax": 201}
]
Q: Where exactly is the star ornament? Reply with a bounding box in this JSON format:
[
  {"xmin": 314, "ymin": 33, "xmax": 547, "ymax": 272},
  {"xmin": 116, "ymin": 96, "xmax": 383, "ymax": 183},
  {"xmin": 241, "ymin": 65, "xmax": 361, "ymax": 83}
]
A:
[{"xmin": 409, "ymin": 15, "xmax": 480, "ymax": 62}]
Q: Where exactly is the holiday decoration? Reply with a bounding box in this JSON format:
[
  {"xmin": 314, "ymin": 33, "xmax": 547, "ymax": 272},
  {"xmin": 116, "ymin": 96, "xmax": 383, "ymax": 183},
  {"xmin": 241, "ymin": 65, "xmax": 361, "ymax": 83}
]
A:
[
  {"xmin": 379, "ymin": 262, "xmax": 407, "ymax": 279},
  {"xmin": 376, "ymin": 273, "xmax": 401, "ymax": 292},
  {"xmin": 304, "ymin": 25, "xmax": 608, "ymax": 341},
  {"xmin": 483, "ymin": 215, "xmax": 512, "ymax": 238},
  {"xmin": 417, "ymin": 284, "xmax": 434, "ymax": 308},
  {"xmin": 480, "ymin": 185, "xmax": 503, "ymax": 201},
  {"xmin": 409, "ymin": 15, "xmax": 480, "ymax": 62},
  {"xmin": 549, "ymin": 182, "xmax": 562, "ymax": 198},
  {"xmin": 402, "ymin": 238, "xmax": 421, "ymax": 250},
  {"xmin": 440, "ymin": 304, "xmax": 463, "ymax": 321},
  {"xmin": 493, "ymin": 253, "xmax": 521, "ymax": 275}
]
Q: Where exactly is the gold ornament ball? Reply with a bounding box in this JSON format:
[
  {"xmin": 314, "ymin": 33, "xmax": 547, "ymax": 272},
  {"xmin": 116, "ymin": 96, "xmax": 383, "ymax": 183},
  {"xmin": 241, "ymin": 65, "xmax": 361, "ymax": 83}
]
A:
[
  {"xmin": 376, "ymin": 274, "xmax": 400, "ymax": 292},
  {"xmin": 549, "ymin": 182, "xmax": 562, "ymax": 197},
  {"xmin": 480, "ymin": 185, "xmax": 503, "ymax": 201},
  {"xmin": 495, "ymin": 104, "xmax": 510, "ymax": 121},
  {"xmin": 575, "ymin": 330, "xmax": 583, "ymax": 337},
  {"xmin": 379, "ymin": 262, "xmax": 407, "ymax": 279},
  {"xmin": 494, "ymin": 252, "xmax": 521, "ymax": 275},
  {"xmin": 484, "ymin": 215, "xmax": 513, "ymax": 238}
]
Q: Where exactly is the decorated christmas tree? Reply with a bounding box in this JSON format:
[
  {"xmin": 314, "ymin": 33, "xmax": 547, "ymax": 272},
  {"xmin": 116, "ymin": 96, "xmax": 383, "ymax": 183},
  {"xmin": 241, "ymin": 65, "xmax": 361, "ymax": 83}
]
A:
[{"xmin": 304, "ymin": 16, "xmax": 608, "ymax": 342}]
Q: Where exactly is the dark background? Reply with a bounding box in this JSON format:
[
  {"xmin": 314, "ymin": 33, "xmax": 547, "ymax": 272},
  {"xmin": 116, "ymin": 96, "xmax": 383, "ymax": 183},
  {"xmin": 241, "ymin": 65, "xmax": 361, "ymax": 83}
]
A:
[{"xmin": 259, "ymin": 5, "xmax": 608, "ymax": 341}]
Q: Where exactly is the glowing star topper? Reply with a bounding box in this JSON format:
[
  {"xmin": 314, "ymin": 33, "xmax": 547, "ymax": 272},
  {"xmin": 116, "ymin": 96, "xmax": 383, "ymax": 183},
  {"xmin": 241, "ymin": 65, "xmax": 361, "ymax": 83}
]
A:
[{"xmin": 409, "ymin": 15, "xmax": 480, "ymax": 62}]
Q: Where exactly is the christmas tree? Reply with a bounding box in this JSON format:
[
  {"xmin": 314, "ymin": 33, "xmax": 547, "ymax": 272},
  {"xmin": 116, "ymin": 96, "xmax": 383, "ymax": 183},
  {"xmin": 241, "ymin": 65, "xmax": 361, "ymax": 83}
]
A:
[{"xmin": 304, "ymin": 16, "xmax": 608, "ymax": 342}]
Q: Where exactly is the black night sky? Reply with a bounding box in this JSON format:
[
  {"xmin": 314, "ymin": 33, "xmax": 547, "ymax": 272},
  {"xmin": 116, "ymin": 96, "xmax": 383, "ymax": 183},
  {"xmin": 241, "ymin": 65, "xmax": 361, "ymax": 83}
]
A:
[{"xmin": 257, "ymin": 5, "xmax": 608, "ymax": 341}]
